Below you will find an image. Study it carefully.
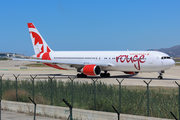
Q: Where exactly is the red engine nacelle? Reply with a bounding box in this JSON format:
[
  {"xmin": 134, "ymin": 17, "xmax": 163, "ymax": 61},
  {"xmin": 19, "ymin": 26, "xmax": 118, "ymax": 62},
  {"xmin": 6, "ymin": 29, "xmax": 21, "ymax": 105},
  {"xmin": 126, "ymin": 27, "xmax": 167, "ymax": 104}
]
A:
[{"xmin": 81, "ymin": 64, "xmax": 101, "ymax": 76}]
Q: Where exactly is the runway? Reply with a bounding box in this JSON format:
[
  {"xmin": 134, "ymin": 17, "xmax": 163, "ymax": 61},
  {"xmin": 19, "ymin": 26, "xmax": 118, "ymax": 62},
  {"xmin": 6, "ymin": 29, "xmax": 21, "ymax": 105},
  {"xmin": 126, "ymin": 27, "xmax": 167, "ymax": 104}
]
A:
[{"xmin": 0, "ymin": 60, "xmax": 179, "ymax": 87}]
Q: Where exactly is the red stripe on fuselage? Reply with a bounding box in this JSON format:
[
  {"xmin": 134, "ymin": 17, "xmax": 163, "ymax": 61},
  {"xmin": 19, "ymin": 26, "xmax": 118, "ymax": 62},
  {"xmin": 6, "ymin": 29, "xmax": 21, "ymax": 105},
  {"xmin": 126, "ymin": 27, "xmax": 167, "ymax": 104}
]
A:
[
  {"xmin": 41, "ymin": 52, "xmax": 66, "ymax": 70},
  {"xmin": 43, "ymin": 63, "xmax": 67, "ymax": 70}
]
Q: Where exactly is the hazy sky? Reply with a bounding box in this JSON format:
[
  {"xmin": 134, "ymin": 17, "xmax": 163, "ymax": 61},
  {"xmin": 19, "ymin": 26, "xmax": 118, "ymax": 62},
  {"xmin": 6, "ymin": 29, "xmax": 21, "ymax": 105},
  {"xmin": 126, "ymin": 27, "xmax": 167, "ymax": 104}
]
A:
[{"xmin": 0, "ymin": 0, "xmax": 180, "ymax": 56}]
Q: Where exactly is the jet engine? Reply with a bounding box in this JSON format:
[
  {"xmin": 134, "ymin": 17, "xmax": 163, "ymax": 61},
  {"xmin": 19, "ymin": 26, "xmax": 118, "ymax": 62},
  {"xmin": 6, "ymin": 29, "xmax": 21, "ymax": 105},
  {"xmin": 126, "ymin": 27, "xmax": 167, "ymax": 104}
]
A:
[{"xmin": 81, "ymin": 64, "xmax": 101, "ymax": 76}]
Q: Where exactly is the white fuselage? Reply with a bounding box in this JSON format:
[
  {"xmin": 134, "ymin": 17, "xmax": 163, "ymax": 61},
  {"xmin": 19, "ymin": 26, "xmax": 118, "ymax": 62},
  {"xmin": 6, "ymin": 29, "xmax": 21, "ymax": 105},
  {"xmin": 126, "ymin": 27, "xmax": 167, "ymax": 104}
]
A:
[{"xmin": 48, "ymin": 51, "xmax": 175, "ymax": 72}]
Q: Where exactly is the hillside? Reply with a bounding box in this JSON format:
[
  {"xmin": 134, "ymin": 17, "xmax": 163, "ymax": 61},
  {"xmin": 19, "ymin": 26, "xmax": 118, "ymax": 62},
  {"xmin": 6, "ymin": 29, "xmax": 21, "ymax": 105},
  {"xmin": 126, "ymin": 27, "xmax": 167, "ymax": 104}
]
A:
[{"xmin": 148, "ymin": 45, "xmax": 180, "ymax": 57}]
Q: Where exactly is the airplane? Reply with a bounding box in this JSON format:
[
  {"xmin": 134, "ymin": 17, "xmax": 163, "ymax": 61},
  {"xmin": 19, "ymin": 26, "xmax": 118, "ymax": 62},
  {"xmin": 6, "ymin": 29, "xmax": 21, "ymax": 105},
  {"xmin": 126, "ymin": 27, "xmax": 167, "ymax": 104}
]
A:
[{"xmin": 13, "ymin": 23, "xmax": 175, "ymax": 79}]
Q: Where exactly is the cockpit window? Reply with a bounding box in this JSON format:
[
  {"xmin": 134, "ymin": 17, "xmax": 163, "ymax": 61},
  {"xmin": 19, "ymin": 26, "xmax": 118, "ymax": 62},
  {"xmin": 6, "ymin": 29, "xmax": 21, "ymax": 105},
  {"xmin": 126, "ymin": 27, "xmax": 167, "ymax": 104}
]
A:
[{"xmin": 161, "ymin": 56, "xmax": 171, "ymax": 59}]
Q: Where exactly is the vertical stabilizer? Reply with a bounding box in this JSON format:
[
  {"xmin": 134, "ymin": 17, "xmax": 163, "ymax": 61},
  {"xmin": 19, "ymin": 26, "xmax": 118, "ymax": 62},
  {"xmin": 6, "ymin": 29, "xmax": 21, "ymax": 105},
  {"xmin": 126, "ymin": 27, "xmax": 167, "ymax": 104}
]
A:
[{"xmin": 27, "ymin": 23, "xmax": 53, "ymax": 58}]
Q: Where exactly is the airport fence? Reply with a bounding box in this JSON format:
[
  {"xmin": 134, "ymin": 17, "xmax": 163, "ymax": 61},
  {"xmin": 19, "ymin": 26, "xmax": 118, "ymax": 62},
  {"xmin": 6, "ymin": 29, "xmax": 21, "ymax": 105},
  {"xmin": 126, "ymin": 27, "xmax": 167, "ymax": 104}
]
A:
[{"xmin": 0, "ymin": 74, "xmax": 179, "ymax": 119}]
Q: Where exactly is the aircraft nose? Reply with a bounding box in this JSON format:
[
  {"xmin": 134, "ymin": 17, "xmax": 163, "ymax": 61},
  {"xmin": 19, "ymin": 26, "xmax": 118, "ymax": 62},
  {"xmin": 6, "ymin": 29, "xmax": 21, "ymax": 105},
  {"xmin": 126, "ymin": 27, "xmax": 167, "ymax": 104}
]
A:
[{"xmin": 169, "ymin": 59, "xmax": 175, "ymax": 66}]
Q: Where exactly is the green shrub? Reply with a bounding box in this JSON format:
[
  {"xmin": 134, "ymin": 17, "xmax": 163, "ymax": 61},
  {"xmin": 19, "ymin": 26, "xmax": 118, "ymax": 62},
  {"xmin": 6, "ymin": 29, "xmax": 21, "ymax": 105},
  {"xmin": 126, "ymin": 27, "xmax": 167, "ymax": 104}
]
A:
[
  {"xmin": 2, "ymin": 89, "xmax": 30, "ymax": 102},
  {"xmin": 1, "ymin": 79, "xmax": 179, "ymax": 119}
]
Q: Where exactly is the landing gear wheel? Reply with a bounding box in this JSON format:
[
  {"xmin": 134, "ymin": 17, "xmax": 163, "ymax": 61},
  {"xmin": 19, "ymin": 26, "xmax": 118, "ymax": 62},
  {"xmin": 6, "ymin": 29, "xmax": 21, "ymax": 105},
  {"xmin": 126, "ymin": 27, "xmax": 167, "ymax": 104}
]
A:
[
  {"xmin": 77, "ymin": 73, "xmax": 87, "ymax": 78},
  {"xmin": 157, "ymin": 72, "xmax": 163, "ymax": 79},
  {"xmin": 100, "ymin": 72, "xmax": 110, "ymax": 77},
  {"xmin": 107, "ymin": 73, "xmax": 110, "ymax": 77},
  {"xmin": 158, "ymin": 76, "xmax": 163, "ymax": 79}
]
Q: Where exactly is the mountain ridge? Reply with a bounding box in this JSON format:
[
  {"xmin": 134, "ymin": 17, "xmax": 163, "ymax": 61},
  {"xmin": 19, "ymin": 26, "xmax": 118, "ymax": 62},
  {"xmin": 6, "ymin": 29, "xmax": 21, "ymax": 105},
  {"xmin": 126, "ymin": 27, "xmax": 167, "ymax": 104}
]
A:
[{"xmin": 148, "ymin": 45, "xmax": 180, "ymax": 57}]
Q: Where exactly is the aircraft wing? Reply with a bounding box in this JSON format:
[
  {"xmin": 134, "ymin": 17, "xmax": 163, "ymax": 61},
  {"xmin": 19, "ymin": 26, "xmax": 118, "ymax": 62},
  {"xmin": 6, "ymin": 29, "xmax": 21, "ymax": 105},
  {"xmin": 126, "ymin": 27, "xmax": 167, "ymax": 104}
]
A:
[{"xmin": 13, "ymin": 58, "xmax": 112, "ymax": 68}]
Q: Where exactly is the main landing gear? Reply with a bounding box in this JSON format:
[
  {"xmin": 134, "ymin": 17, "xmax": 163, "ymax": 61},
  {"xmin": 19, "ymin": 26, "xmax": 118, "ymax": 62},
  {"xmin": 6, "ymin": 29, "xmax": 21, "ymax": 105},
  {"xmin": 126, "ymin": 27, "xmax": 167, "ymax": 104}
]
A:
[
  {"xmin": 157, "ymin": 71, "xmax": 164, "ymax": 79},
  {"xmin": 76, "ymin": 71, "xmax": 111, "ymax": 78},
  {"xmin": 77, "ymin": 73, "xmax": 87, "ymax": 78},
  {"xmin": 100, "ymin": 71, "xmax": 110, "ymax": 77}
]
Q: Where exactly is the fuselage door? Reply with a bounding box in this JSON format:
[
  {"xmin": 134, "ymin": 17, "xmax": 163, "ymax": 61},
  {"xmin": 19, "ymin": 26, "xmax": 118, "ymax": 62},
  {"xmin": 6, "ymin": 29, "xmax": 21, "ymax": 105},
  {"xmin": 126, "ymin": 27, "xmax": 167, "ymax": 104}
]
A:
[{"xmin": 149, "ymin": 56, "xmax": 153, "ymax": 64}]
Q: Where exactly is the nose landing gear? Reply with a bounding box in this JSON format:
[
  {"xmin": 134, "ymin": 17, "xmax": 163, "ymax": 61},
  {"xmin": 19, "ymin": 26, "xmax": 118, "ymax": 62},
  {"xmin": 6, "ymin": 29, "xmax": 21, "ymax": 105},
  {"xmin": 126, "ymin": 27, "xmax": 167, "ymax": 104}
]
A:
[
  {"xmin": 158, "ymin": 71, "xmax": 164, "ymax": 79},
  {"xmin": 158, "ymin": 73, "xmax": 163, "ymax": 79}
]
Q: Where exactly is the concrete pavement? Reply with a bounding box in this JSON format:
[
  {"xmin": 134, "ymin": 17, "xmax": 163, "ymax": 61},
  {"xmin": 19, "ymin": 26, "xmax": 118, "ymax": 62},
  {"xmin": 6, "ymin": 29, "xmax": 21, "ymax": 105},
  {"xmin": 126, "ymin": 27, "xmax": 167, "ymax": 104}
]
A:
[{"xmin": 1, "ymin": 110, "xmax": 61, "ymax": 120}]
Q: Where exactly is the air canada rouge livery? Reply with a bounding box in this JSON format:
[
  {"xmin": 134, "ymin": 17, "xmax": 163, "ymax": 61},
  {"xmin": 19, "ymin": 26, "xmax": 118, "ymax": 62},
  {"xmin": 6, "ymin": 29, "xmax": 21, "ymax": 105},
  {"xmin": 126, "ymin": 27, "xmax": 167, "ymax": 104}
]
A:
[{"xmin": 14, "ymin": 23, "xmax": 175, "ymax": 79}]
